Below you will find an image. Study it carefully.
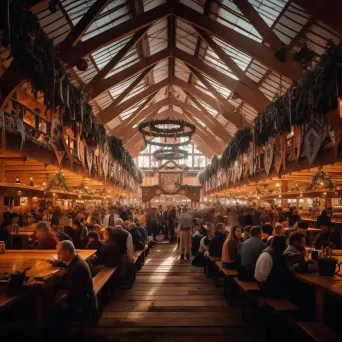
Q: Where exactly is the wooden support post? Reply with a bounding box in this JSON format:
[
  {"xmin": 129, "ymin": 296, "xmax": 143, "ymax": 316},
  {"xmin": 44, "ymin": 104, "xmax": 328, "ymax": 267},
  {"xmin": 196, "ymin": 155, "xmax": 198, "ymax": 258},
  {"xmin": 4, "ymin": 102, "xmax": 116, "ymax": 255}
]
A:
[
  {"xmin": 0, "ymin": 161, "xmax": 4, "ymax": 225},
  {"xmin": 281, "ymin": 180, "xmax": 288, "ymax": 208}
]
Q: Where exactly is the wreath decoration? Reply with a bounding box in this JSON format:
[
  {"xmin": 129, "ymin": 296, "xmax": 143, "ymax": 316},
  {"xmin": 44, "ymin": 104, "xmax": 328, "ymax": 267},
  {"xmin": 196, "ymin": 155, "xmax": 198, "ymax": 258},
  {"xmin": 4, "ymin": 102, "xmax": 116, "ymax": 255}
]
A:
[{"xmin": 153, "ymin": 148, "xmax": 188, "ymax": 160}]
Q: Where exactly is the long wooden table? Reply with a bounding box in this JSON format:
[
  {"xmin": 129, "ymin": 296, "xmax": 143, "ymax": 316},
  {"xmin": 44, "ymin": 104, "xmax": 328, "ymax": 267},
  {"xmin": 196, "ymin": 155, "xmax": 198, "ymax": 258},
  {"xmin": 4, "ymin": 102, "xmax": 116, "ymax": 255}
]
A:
[
  {"xmin": 0, "ymin": 250, "xmax": 96, "ymax": 310},
  {"xmin": 294, "ymin": 254, "xmax": 342, "ymax": 321}
]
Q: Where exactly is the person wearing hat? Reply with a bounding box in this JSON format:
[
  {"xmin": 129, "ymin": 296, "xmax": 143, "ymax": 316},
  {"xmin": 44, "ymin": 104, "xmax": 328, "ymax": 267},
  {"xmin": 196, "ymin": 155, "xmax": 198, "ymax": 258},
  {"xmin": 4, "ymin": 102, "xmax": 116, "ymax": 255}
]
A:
[{"xmin": 314, "ymin": 213, "xmax": 340, "ymax": 249}]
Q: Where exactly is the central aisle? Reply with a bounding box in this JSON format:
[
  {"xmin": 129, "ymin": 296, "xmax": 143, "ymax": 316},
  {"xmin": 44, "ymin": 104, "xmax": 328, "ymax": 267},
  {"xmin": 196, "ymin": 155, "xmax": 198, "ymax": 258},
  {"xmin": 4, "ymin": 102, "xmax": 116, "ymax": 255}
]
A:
[{"xmin": 85, "ymin": 242, "xmax": 262, "ymax": 342}]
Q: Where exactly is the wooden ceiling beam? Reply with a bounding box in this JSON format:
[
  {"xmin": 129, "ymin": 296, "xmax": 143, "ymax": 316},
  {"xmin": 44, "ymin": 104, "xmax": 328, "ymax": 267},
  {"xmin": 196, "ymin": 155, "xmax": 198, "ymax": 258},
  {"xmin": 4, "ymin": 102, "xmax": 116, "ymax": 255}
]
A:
[
  {"xmin": 98, "ymin": 78, "xmax": 169, "ymax": 124},
  {"xmin": 103, "ymin": 65, "xmax": 154, "ymax": 109},
  {"xmin": 182, "ymin": 108, "xmax": 224, "ymax": 152},
  {"xmin": 85, "ymin": 27, "xmax": 150, "ymax": 96},
  {"xmin": 173, "ymin": 74, "xmax": 251, "ymax": 128},
  {"xmin": 59, "ymin": 0, "xmax": 111, "ymax": 48},
  {"xmin": 231, "ymin": 0, "xmax": 283, "ymax": 50},
  {"xmin": 292, "ymin": 0, "xmax": 342, "ymax": 32},
  {"xmin": 170, "ymin": 96, "xmax": 230, "ymax": 143},
  {"xmin": 60, "ymin": 2, "xmax": 170, "ymax": 67},
  {"xmin": 195, "ymin": 29, "xmax": 256, "ymax": 90},
  {"xmin": 174, "ymin": 47, "xmax": 269, "ymax": 112},
  {"xmin": 91, "ymin": 47, "xmax": 170, "ymax": 99},
  {"xmin": 116, "ymin": 98, "xmax": 170, "ymax": 136},
  {"xmin": 171, "ymin": 1, "xmax": 300, "ymax": 81},
  {"xmin": 111, "ymin": 94, "xmax": 156, "ymax": 136}
]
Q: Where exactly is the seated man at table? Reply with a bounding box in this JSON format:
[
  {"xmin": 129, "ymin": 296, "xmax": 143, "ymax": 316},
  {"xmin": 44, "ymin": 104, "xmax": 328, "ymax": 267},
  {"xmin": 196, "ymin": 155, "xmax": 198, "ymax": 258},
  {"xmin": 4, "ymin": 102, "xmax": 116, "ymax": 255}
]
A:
[
  {"xmin": 111, "ymin": 219, "xmax": 135, "ymax": 287},
  {"xmin": 239, "ymin": 226, "xmax": 267, "ymax": 281},
  {"xmin": 208, "ymin": 223, "xmax": 227, "ymax": 258},
  {"xmin": 47, "ymin": 241, "xmax": 98, "ymax": 340},
  {"xmin": 36, "ymin": 221, "xmax": 60, "ymax": 249},
  {"xmin": 284, "ymin": 231, "xmax": 318, "ymax": 273},
  {"xmin": 314, "ymin": 215, "xmax": 341, "ymax": 249}
]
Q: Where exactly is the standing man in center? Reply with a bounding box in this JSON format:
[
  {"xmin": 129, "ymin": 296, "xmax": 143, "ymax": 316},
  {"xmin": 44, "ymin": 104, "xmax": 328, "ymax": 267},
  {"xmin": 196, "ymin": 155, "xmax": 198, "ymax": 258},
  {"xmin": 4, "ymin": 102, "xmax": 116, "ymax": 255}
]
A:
[{"xmin": 178, "ymin": 207, "xmax": 193, "ymax": 260}]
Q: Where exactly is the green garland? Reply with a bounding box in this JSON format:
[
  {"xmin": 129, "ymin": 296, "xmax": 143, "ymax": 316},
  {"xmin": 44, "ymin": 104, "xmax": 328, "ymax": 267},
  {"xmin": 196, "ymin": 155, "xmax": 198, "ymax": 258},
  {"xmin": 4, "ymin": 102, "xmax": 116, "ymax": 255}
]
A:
[
  {"xmin": 305, "ymin": 167, "xmax": 336, "ymax": 192},
  {"xmin": 45, "ymin": 171, "xmax": 72, "ymax": 192},
  {"xmin": 1, "ymin": 0, "xmax": 142, "ymax": 185},
  {"xmin": 199, "ymin": 41, "xmax": 342, "ymax": 186}
]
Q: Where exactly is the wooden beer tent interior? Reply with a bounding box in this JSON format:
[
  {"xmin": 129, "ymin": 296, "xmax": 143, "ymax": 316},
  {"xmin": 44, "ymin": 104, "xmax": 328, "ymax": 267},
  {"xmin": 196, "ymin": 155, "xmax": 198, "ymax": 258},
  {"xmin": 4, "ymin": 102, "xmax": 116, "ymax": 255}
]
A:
[{"xmin": 3, "ymin": 0, "xmax": 339, "ymax": 160}]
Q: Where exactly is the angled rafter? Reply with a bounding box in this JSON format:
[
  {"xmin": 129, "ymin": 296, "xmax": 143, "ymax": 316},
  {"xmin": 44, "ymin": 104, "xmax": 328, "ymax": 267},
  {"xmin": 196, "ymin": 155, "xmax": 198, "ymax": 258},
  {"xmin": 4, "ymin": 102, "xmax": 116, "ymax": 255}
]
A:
[
  {"xmin": 170, "ymin": 96, "xmax": 230, "ymax": 142},
  {"xmin": 195, "ymin": 29, "xmax": 256, "ymax": 90},
  {"xmin": 105, "ymin": 65, "xmax": 154, "ymax": 108},
  {"xmin": 174, "ymin": 47, "xmax": 269, "ymax": 112},
  {"xmin": 98, "ymin": 79, "xmax": 169, "ymax": 124},
  {"xmin": 292, "ymin": 0, "xmax": 342, "ymax": 31},
  {"xmin": 59, "ymin": 0, "xmax": 111, "ymax": 48},
  {"xmin": 111, "ymin": 91, "xmax": 156, "ymax": 136},
  {"xmin": 92, "ymin": 48, "xmax": 169, "ymax": 99},
  {"xmin": 171, "ymin": 1, "xmax": 300, "ymax": 81},
  {"xmin": 182, "ymin": 108, "xmax": 226, "ymax": 150},
  {"xmin": 116, "ymin": 98, "xmax": 170, "ymax": 136},
  {"xmin": 84, "ymin": 27, "xmax": 150, "ymax": 96},
  {"xmin": 172, "ymin": 75, "xmax": 251, "ymax": 128},
  {"xmin": 232, "ymin": 0, "xmax": 283, "ymax": 50},
  {"xmin": 61, "ymin": 2, "xmax": 170, "ymax": 67}
]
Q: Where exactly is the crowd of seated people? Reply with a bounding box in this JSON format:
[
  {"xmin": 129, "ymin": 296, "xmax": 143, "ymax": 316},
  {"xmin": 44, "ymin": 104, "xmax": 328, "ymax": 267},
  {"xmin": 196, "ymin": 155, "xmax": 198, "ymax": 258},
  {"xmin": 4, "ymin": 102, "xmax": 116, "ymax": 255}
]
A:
[{"xmin": 192, "ymin": 204, "xmax": 341, "ymax": 312}]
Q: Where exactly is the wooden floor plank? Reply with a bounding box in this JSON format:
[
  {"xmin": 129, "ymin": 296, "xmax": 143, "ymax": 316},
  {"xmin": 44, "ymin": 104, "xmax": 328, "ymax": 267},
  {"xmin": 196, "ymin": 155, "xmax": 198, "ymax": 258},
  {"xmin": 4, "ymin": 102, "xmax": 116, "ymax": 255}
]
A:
[{"xmin": 89, "ymin": 239, "xmax": 262, "ymax": 342}]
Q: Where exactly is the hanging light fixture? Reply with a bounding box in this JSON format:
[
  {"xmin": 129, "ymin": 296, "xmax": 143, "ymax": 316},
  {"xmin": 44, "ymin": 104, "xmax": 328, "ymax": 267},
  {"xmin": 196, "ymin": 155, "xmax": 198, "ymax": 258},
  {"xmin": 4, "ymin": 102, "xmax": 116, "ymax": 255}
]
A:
[{"xmin": 15, "ymin": 177, "xmax": 21, "ymax": 184}]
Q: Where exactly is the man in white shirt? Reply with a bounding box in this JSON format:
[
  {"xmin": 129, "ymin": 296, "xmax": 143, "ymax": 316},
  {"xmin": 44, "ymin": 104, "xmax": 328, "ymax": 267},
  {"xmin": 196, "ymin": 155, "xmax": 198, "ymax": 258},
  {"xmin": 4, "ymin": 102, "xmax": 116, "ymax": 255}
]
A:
[
  {"xmin": 178, "ymin": 207, "xmax": 193, "ymax": 260},
  {"xmin": 255, "ymin": 235, "xmax": 290, "ymax": 298}
]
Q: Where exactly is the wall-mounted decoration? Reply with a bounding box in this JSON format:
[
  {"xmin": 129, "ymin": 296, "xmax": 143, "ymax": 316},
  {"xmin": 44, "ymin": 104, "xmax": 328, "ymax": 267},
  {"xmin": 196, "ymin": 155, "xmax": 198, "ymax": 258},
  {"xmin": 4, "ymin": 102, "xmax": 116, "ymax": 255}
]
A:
[{"xmin": 159, "ymin": 173, "xmax": 182, "ymax": 194}]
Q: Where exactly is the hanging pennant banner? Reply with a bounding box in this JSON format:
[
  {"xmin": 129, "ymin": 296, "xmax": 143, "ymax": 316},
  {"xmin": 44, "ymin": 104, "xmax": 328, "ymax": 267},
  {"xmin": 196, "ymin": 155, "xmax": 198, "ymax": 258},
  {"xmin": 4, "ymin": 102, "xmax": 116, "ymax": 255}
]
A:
[
  {"xmin": 50, "ymin": 117, "xmax": 65, "ymax": 166},
  {"xmin": 291, "ymin": 125, "xmax": 302, "ymax": 161},
  {"xmin": 327, "ymin": 108, "xmax": 341, "ymax": 161},
  {"xmin": 86, "ymin": 147, "xmax": 93, "ymax": 176},
  {"xmin": 102, "ymin": 146, "xmax": 109, "ymax": 181},
  {"xmin": 304, "ymin": 115, "xmax": 329, "ymax": 165},
  {"xmin": 264, "ymin": 137, "xmax": 274, "ymax": 176},
  {"xmin": 274, "ymin": 133, "xmax": 282, "ymax": 175}
]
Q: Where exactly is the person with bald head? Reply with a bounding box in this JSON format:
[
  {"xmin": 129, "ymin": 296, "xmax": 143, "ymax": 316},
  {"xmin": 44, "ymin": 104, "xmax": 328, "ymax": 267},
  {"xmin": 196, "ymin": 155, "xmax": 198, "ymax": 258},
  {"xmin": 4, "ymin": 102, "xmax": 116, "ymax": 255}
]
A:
[{"xmin": 55, "ymin": 241, "xmax": 97, "ymax": 318}]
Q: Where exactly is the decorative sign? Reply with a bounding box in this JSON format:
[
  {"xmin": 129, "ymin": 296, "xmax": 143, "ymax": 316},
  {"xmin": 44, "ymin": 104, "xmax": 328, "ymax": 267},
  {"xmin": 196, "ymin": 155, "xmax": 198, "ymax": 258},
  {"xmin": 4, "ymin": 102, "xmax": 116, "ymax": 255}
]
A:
[
  {"xmin": 304, "ymin": 115, "xmax": 329, "ymax": 165},
  {"xmin": 274, "ymin": 133, "xmax": 286, "ymax": 175},
  {"xmin": 264, "ymin": 137, "xmax": 274, "ymax": 176},
  {"xmin": 159, "ymin": 173, "xmax": 182, "ymax": 193}
]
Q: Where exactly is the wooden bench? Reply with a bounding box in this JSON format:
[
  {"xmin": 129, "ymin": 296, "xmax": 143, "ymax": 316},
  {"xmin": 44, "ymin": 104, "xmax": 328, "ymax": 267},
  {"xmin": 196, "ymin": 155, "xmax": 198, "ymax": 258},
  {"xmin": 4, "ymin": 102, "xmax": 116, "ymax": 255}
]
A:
[
  {"xmin": 92, "ymin": 267, "xmax": 117, "ymax": 296},
  {"xmin": 298, "ymin": 322, "xmax": 341, "ymax": 342},
  {"xmin": 234, "ymin": 278, "xmax": 260, "ymax": 320},
  {"xmin": 262, "ymin": 298, "xmax": 298, "ymax": 312},
  {"xmin": 215, "ymin": 261, "xmax": 238, "ymax": 302},
  {"xmin": 204, "ymin": 255, "xmax": 221, "ymax": 279},
  {"xmin": 134, "ymin": 249, "xmax": 145, "ymax": 270}
]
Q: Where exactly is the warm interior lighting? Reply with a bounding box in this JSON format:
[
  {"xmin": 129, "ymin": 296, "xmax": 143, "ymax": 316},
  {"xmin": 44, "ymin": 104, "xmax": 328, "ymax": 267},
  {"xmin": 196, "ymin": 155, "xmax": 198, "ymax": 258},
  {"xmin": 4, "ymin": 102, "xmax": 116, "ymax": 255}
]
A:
[{"xmin": 276, "ymin": 183, "xmax": 280, "ymax": 187}]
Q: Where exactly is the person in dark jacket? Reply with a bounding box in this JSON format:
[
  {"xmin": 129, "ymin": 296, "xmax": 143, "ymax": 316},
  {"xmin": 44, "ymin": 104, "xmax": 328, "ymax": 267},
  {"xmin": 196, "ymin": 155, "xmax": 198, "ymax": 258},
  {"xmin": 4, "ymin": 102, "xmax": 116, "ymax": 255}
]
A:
[
  {"xmin": 208, "ymin": 223, "xmax": 227, "ymax": 257},
  {"xmin": 314, "ymin": 214, "xmax": 340, "ymax": 249},
  {"xmin": 91, "ymin": 228, "xmax": 119, "ymax": 267},
  {"xmin": 129, "ymin": 223, "xmax": 145, "ymax": 250},
  {"xmin": 255, "ymin": 235, "xmax": 291, "ymax": 298},
  {"xmin": 0, "ymin": 220, "xmax": 12, "ymax": 249},
  {"xmin": 86, "ymin": 232, "xmax": 104, "ymax": 254},
  {"xmin": 50, "ymin": 220, "xmax": 71, "ymax": 242},
  {"xmin": 65, "ymin": 219, "xmax": 88, "ymax": 249},
  {"xmin": 284, "ymin": 232, "xmax": 318, "ymax": 273},
  {"xmin": 261, "ymin": 223, "xmax": 274, "ymax": 245},
  {"xmin": 47, "ymin": 241, "xmax": 98, "ymax": 340}
]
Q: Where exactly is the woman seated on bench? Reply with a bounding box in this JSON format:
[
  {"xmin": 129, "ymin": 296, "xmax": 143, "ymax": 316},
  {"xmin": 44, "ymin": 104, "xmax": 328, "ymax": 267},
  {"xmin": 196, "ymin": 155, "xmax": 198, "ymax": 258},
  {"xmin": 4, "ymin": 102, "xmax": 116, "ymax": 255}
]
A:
[{"xmin": 221, "ymin": 225, "xmax": 242, "ymax": 269}]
